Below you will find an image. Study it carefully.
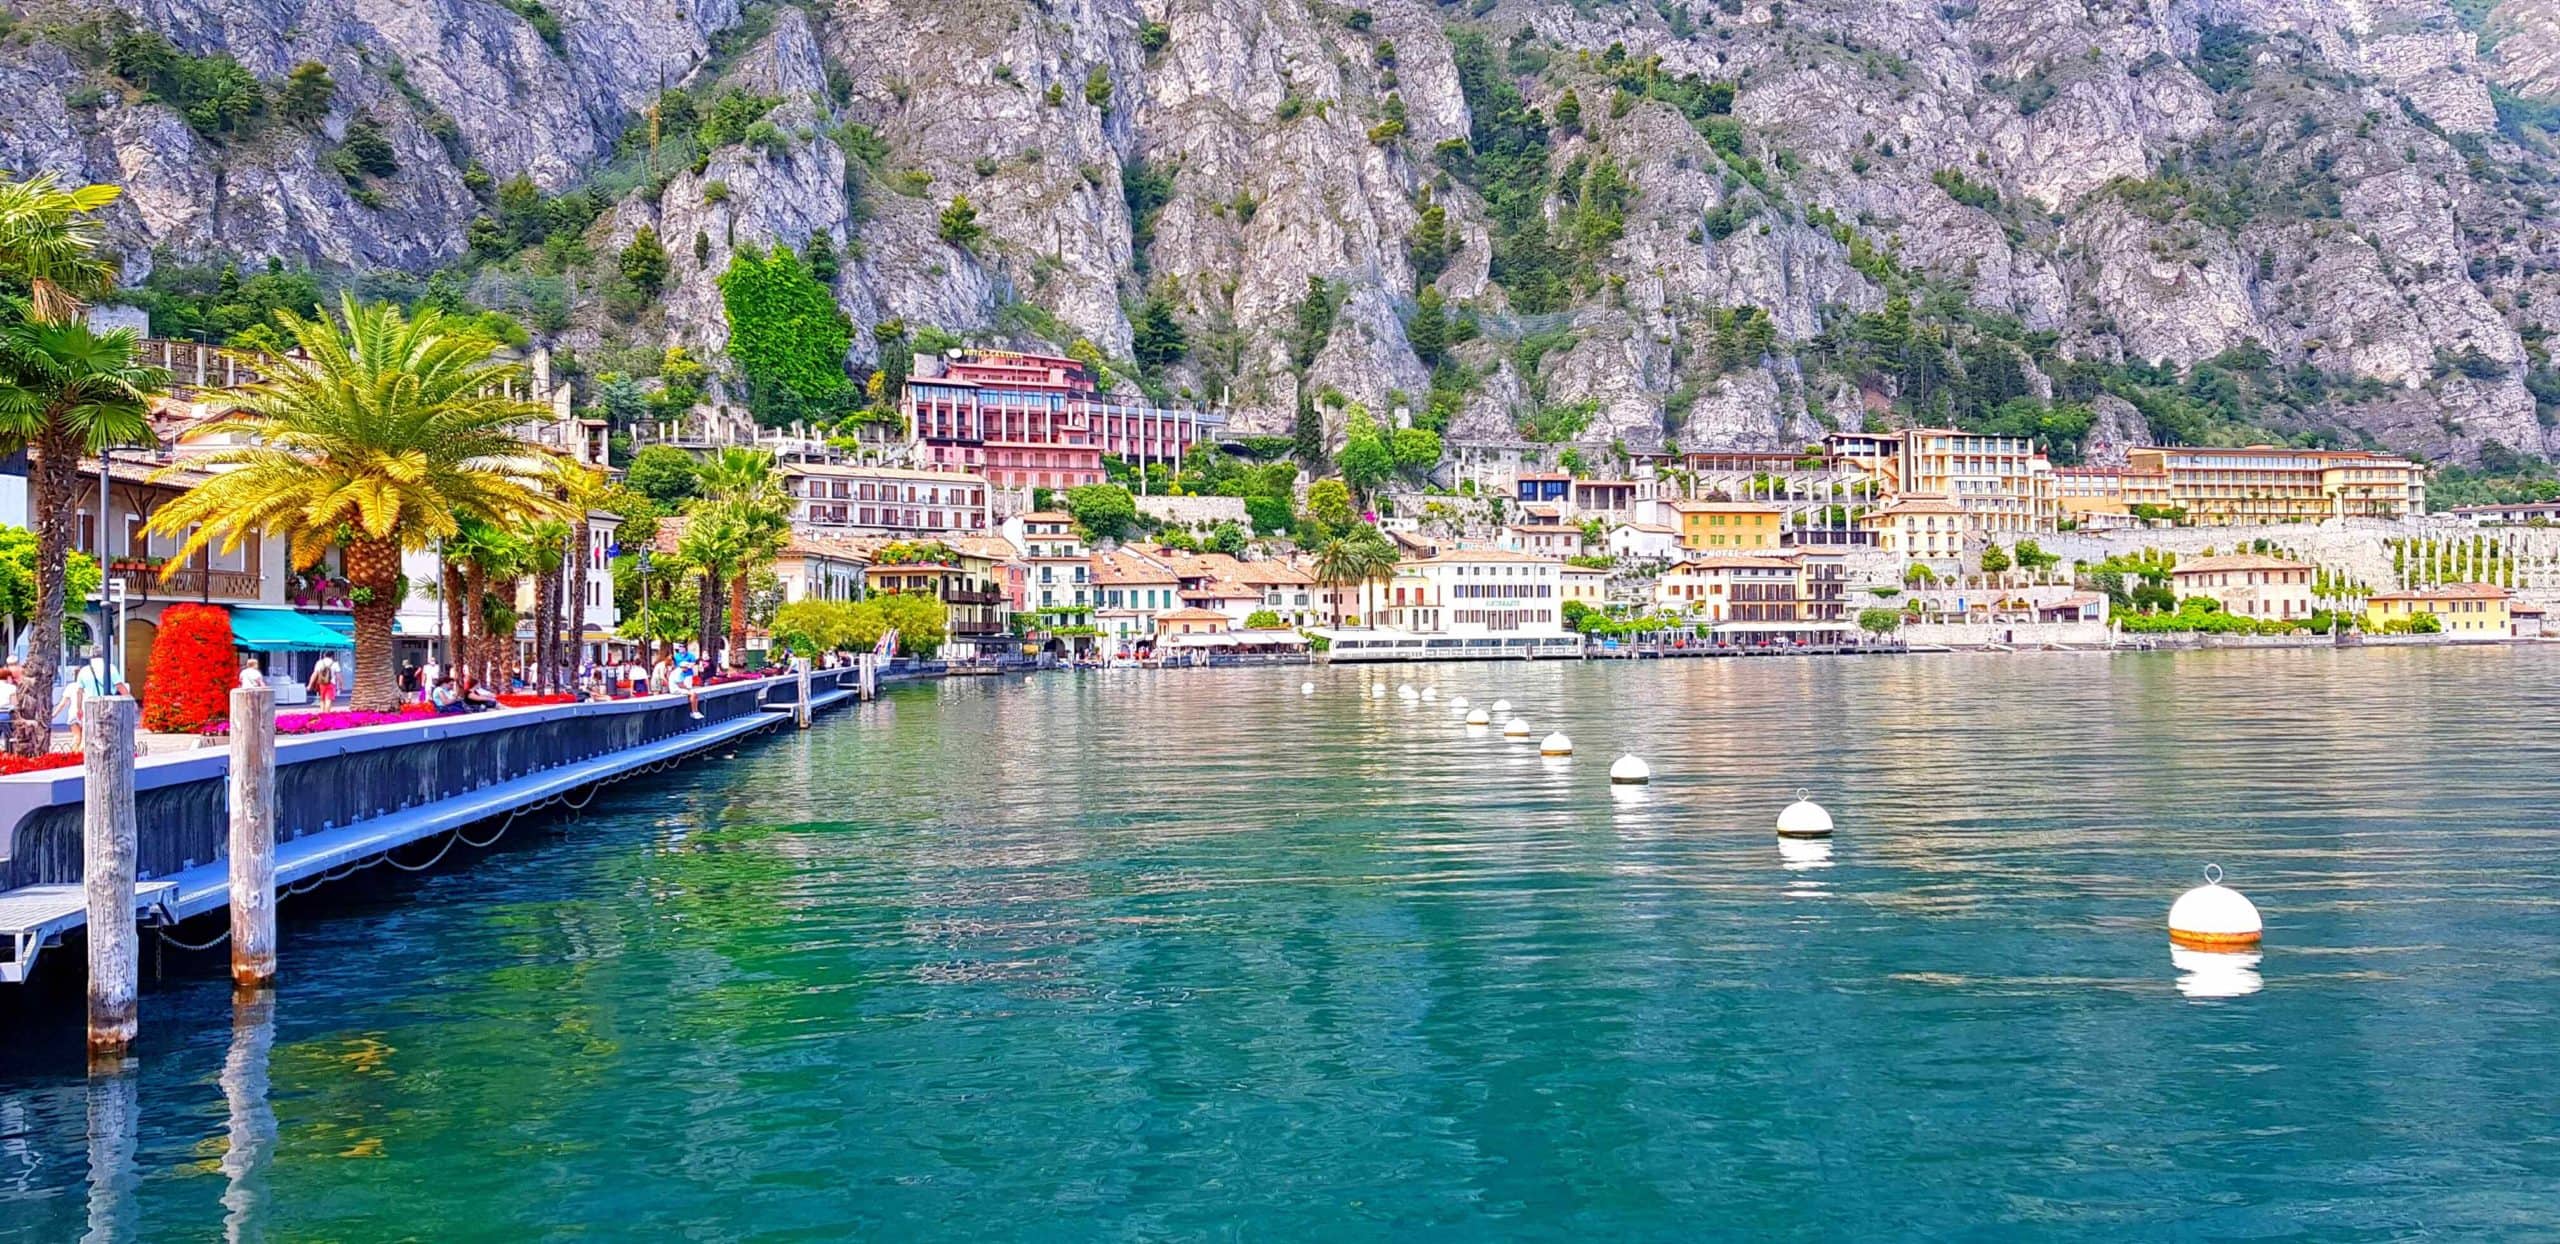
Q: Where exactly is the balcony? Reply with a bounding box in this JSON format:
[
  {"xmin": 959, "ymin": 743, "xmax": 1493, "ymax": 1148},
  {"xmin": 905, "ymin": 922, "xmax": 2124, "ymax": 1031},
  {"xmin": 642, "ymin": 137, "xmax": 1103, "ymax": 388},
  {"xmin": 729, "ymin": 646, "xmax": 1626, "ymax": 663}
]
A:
[
  {"xmin": 111, "ymin": 566, "xmax": 264, "ymax": 602},
  {"xmin": 949, "ymin": 620, "xmax": 1008, "ymax": 637},
  {"xmin": 945, "ymin": 588, "xmax": 1004, "ymax": 605}
]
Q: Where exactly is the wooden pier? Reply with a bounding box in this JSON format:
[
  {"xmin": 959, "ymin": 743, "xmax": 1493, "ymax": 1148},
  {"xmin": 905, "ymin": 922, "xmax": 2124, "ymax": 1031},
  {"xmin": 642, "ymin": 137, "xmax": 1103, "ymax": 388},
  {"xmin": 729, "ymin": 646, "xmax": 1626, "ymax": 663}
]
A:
[{"xmin": 0, "ymin": 665, "xmax": 882, "ymax": 991}]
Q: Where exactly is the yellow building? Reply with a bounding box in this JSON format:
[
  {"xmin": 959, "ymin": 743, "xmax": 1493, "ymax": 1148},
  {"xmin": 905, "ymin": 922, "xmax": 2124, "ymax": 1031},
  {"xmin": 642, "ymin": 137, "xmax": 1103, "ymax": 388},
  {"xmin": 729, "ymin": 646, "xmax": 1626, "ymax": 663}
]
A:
[
  {"xmin": 2124, "ymin": 446, "xmax": 2425, "ymax": 524},
  {"xmin": 1670, "ymin": 500, "xmax": 1783, "ymax": 551},
  {"xmin": 1560, "ymin": 564, "xmax": 1610, "ymax": 609},
  {"xmin": 2168, "ymin": 553, "xmax": 2316, "ymax": 623},
  {"xmin": 2364, "ymin": 583, "xmax": 2511, "ymax": 636},
  {"xmin": 1856, "ymin": 495, "xmax": 1967, "ymax": 565}
]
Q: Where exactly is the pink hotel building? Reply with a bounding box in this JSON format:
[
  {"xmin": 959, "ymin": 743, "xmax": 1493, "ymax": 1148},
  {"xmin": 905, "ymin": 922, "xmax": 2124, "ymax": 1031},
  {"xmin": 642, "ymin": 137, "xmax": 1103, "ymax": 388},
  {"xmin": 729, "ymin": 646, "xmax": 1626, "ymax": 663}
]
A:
[{"xmin": 901, "ymin": 349, "xmax": 1227, "ymax": 491}]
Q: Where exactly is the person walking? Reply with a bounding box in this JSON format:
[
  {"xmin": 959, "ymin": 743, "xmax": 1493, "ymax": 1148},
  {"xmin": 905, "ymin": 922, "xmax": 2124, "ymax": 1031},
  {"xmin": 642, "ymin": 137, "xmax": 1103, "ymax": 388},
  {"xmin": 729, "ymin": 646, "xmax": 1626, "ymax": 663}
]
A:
[{"xmin": 307, "ymin": 650, "xmax": 342, "ymax": 707}]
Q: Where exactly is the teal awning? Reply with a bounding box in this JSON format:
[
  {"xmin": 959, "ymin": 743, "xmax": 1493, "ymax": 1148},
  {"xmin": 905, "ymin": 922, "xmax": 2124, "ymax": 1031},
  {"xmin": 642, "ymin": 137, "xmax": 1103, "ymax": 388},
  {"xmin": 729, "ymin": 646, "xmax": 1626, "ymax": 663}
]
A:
[{"xmin": 229, "ymin": 607, "xmax": 354, "ymax": 652}]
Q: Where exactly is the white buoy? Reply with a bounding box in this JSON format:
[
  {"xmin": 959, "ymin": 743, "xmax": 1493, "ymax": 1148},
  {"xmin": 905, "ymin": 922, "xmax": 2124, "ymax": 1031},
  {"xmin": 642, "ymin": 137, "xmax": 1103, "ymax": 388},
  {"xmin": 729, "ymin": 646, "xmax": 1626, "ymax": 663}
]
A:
[
  {"xmin": 2168, "ymin": 865, "xmax": 2263, "ymax": 950},
  {"xmin": 1399, "ymin": 684, "xmax": 1418, "ymax": 700},
  {"xmin": 1776, "ymin": 789, "xmax": 1833, "ymax": 839},
  {"xmin": 1609, "ymin": 755, "xmax": 1651, "ymax": 785},
  {"xmin": 1465, "ymin": 708, "xmax": 1491, "ymax": 726},
  {"xmin": 1371, "ymin": 684, "xmax": 1387, "ymax": 698},
  {"xmin": 1421, "ymin": 688, "xmax": 1438, "ymax": 701},
  {"xmin": 1503, "ymin": 717, "xmax": 1532, "ymax": 739},
  {"xmin": 1540, "ymin": 731, "xmax": 1572, "ymax": 756},
  {"xmin": 1491, "ymin": 699, "xmax": 1512, "ymax": 715},
  {"xmin": 1449, "ymin": 695, "xmax": 1468, "ymax": 709},
  {"xmin": 1301, "ymin": 682, "xmax": 1315, "ymax": 695}
]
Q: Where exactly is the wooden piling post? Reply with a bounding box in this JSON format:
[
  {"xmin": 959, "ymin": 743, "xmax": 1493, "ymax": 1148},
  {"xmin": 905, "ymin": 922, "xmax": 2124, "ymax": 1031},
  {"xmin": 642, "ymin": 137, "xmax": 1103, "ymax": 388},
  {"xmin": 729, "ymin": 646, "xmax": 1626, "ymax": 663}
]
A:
[
  {"xmin": 795, "ymin": 662, "xmax": 812, "ymax": 729},
  {"xmin": 84, "ymin": 694, "xmax": 139, "ymax": 1063},
  {"xmin": 229, "ymin": 683, "xmax": 278, "ymax": 990},
  {"xmin": 858, "ymin": 653, "xmax": 877, "ymax": 701}
]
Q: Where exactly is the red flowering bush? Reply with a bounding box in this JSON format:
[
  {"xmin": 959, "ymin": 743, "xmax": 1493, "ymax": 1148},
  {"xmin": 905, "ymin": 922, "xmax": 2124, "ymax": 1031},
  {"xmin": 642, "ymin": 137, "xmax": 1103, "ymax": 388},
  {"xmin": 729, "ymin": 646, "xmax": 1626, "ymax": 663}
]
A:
[
  {"xmin": 494, "ymin": 693, "xmax": 579, "ymax": 708},
  {"xmin": 142, "ymin": 603, "xmax": 238, "ymax": 734},
  {"xmin": 0, "ymin": 753, "xmax": 83, "ymax": 777}
]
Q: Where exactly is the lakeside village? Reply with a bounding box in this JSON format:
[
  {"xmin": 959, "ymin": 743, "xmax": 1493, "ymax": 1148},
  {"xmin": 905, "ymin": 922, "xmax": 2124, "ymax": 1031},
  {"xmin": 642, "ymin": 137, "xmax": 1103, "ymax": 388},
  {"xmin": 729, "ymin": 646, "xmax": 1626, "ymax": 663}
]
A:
[
  {"xmin": 5, "ymin": 203, "xmax": 2560, "ymax": 771},
  {"xmin": 9, "ymin": 335, "xmax": 2559, "ymax": 759}
]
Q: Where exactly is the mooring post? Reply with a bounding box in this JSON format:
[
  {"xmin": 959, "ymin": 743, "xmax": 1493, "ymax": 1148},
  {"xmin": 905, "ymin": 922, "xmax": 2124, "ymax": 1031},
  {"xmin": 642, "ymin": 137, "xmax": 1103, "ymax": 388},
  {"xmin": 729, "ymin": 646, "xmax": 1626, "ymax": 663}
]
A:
[
  {"xmin": 229, "ymin": 682, "xmax": 278, "ymax": 990},
  {"xmin": 84, "ymin": 694, "xmax": 140, "ymax": 1063},
  {"xmin": 858, "ymin": 653, "xmax": 877, "ymax": 701},
  {"xmin": 795, "ymin": 662, "xmax": 812, "ymax": 729}
]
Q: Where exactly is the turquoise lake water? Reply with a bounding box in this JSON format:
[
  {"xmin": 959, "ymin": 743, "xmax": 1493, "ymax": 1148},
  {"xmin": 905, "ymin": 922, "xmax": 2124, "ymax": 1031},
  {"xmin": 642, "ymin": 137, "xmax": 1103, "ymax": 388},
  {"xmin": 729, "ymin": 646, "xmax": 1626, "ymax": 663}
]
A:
[{"xmin": 4, "ymin": 646, "xmax": 2560, "ymax": 1240}]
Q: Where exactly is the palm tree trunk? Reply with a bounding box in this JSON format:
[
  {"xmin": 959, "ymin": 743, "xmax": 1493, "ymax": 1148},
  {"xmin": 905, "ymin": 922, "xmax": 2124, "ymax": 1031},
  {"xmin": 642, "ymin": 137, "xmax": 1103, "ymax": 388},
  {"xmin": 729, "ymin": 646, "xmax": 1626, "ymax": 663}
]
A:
[
  {"xmin": 442, "ymin": 561, "xmax": 467, "ymax": 680},
  {"xmin": 699, "ymin": 569, "xmax": 721, "ymax": 667},
  {"xmin": 565, "ymin": 519, "xmax": 589, "ymax": 689},
  {"xmin": 462, "ymin": 563, "xmax": 490, "ymax": 684},
  {"xmin": 13, "ymin": 432, "xmax": 82, "ymax": 755},
  {"xmin": 729, "ymin": 571, "xmax": 750, "ymax": 666},
  {"xmin": 345, "ymin": 536, "xmax": 404, "ymax": 711},
  {"xmin": 531, "ymin": 570, "xmax": 552, "ymax": 692}
]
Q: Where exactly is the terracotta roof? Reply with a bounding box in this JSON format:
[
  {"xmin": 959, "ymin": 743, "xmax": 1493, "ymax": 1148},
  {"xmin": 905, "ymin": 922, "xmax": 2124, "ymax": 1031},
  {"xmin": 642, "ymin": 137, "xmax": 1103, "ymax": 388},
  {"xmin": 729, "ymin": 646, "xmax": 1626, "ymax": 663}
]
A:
[
  {"xmin": 1560, "ymin": 564, "xmax": 1612, "ymax": 576},
  {"xmin": 1229, "ymin": 559, "xmax": 1311, "ymax": 586},
  {"xmin": 2172, "ymin": 554, "xmax": 2310, "ymax": 574},
  {"xmin": 782, "ymin": 534, "xmax": 875, "ymax": 562},
  {"xmin": 1018, "ymin": 510, "xmax": 1074, "ymax": 522},
  {"xmin": 1408, "ymin": 548, "xmax": 1566, "ymax": 566},
  {"xmin": 1154, "ymin": 607, "xmax": 1232, "ymax": 624},
  {"xmin": 2368, "ymin": 582, "xmax": 2512, "ymax": 602},
  {"xmin": 1668, "ymin": 555, "xmax": 1801, "ymax": 572},
  {"xmin": 1090, "ymin": 549, "xmax": 1179, "ymax": 585},
  {"xmin": 1862, "ymin": 495, "xmax": 1966, "ymax": 518},
  {"xmin": 781, "ymin": 461, "xmax": 987, "ymax": 483},
  {"xmin": 1612, "ymin": 522, "xmax": 1679, "ymax": 534}
]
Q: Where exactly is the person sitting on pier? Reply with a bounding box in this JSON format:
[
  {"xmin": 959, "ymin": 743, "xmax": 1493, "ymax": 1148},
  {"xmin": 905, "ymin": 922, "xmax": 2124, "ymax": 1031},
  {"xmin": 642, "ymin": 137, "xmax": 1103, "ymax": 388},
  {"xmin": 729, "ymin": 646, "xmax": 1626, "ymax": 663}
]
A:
[
  {"xmin": 672, "ymin": 650, "xmax": 704, "ymax": 719},
  {"xmin": 428, "ymin": 676, "xmax": 466, "ymax": 714},
  {"xmin": 462, "ymin": 678, "xmax": 502, "ymax": 712}
]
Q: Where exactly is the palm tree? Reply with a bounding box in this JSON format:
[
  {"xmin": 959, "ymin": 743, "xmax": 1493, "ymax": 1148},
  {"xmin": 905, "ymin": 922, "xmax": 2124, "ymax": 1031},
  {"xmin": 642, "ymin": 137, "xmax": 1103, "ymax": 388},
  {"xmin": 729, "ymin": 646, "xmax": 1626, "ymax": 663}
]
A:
[
  {"xmin": 675, "ymin": 505, "xmax": 747, "ymax": 665},
  {"xmin": 0, "ymin": 321, "xmax": 162, "ymax": 754},
  {"xmin": 445, "ymin": 516, "xmax": 529, "ymax": 685},
  {"xmin": 0, "ymin": 173, "xmax": 122, "ymax": 325},
  {"xmin": 695, "ymin": 447, "xmax": 790, "ymax": 664},
  {"xmin": 1314, "ymin": 525, "xmax": 1399, "ymax": 627},
  {"xmin": 146, "ymin": 297, "xmax": 570, "ymax": 711}
]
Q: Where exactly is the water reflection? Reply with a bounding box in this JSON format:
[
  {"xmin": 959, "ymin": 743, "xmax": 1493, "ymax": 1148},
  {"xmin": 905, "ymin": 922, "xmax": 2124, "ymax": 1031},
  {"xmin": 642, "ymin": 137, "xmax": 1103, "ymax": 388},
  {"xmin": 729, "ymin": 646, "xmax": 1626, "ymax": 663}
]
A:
[
  {"xmin": 221, "ymin": 992, "xmax": 277, "ymax": 1244},
  {"xmin": 82, "ymin": 1071, "xmax": 137, "ymax": 1244},
  {"xmin": 2172, "ymin": 946, "xmax": 2265, "ymax": 1000},
  {"xmin": 1779, "ymin": 838, "xmax": 1835, "ymax": 870}
]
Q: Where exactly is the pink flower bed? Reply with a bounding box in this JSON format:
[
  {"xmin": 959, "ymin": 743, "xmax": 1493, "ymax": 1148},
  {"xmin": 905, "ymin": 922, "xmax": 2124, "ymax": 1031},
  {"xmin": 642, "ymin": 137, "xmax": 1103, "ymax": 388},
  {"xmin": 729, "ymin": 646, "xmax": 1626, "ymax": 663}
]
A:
[{"xmin": 207, "ymin": 704, "xmax": 439, "ymax": 736}]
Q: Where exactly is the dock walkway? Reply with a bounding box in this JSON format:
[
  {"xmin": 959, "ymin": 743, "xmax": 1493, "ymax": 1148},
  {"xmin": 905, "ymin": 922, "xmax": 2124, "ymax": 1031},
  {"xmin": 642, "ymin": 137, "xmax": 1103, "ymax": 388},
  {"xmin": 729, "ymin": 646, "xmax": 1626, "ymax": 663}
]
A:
[{"xmin": 0, "ymin": 668, "xmax": 874, "ymax": 985}]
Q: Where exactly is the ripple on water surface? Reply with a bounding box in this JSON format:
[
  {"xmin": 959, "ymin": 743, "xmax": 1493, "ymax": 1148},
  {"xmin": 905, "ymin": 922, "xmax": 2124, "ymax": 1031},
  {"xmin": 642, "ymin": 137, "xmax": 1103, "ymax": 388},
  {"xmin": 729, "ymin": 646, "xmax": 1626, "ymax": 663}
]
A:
[{"xmin": 4, "ymin": 646, "xmax": 2560, "ymax": 1240}]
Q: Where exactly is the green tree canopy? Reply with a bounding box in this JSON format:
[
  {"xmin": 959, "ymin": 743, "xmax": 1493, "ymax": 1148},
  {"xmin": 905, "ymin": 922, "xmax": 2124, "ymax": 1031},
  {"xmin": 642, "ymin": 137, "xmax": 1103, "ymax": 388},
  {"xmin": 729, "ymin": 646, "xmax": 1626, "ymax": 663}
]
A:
[
  {"xmin": 718, "ymin": 243, "xmax": 854, "ymax": 425},
  {"xmin": 1064, "ymin": 483, "xmax": 1140, "ymax": 541}
]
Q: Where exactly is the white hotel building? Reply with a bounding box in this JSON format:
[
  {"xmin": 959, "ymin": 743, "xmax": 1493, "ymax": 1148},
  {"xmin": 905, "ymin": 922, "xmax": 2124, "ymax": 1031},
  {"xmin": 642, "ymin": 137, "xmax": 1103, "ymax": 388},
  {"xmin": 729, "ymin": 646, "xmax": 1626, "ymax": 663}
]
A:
[{"xmin": 1379, "ymin": 550, "xmax": 1567, "ymax": 637}]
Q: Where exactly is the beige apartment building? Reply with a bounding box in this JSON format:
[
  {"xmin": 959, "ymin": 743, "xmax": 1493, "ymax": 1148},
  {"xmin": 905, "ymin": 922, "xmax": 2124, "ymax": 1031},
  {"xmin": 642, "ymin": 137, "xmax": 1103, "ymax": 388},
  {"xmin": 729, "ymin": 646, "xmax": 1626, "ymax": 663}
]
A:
[
  {"xmin": 2122, "ymin": 447, "xmax": 2424, "ymax": 524},
  {"xmin": 1828, "ymin": 429, "xmax": 2056, "ymax": 535},
  {"xmin": 2168, "ymin": 553, "xmax": 2317, "ymax": 622}
]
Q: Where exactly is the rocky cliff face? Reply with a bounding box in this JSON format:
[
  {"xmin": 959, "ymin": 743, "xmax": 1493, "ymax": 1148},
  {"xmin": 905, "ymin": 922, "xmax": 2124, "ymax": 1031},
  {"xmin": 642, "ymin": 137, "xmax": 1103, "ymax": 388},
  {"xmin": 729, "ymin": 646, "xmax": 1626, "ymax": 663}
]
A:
[{"xmin": 7, "ymin": 0, "xmax": 2560, "ymax": 467}]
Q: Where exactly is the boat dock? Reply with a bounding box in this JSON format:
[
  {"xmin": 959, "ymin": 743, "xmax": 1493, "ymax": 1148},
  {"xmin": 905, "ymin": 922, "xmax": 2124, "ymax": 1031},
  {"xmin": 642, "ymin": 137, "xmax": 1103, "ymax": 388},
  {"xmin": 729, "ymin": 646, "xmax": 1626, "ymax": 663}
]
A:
[{"xmin": 0, "ymin": 665, "xmax": 883, "ymax": 988}]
